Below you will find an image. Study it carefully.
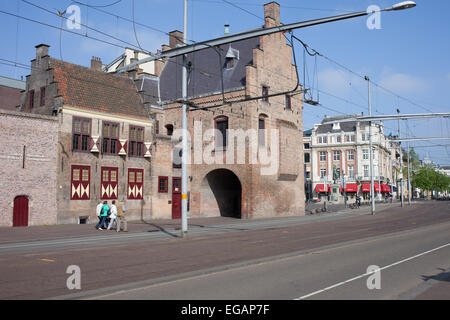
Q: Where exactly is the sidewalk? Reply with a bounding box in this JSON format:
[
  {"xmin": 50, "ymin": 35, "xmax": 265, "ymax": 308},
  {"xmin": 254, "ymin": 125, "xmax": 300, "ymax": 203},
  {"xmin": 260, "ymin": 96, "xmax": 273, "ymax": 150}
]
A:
[{"xmin": 0, "ymin": 201, "xmax": 400, "ymax": 245}]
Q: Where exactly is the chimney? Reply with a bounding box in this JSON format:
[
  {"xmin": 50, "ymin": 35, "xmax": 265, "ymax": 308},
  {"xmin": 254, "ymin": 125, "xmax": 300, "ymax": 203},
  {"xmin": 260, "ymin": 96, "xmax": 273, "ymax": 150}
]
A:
[
  {"xmin": 90, "ymin": 56, "xmax": 102, "ymax": 71},
  {"xmin": 224, "ymin": 24, "xmax": 230, "ymax": 35},
  {"xmin": 264, "ymin": 2, "xmax": 280, "ymax": 27},
  {"xmin": 35, "ymin": 44, "xmax": 50, "ymax": 59},
  {"xmin": 169, "ymin": 30, "xmax": 184, "ymax": 48}
]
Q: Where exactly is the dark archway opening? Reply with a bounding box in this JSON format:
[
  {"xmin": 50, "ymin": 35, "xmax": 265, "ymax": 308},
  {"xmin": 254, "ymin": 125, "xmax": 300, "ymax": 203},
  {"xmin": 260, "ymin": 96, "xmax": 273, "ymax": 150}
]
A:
[{"xmin": 201, "ymin": 169, "xmax": 242, "ymax": 218}]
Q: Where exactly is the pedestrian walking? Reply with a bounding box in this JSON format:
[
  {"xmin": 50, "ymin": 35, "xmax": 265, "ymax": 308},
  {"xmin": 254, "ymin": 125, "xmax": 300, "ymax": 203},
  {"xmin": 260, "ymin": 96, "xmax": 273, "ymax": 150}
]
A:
[
  {"xmin": 95, "ymin": 201, "xmax": 103, "ymax": 229},
  {"xmin": 117, "ymin": 200, "xmax": 128, "ymax": 232},
  {"xmin": 107, "ymin": 200, "xmax": 118, "ymax": 230},
  {"xmin": 97, "ymin": 201, "xmax": 109, "ymax": 230}
]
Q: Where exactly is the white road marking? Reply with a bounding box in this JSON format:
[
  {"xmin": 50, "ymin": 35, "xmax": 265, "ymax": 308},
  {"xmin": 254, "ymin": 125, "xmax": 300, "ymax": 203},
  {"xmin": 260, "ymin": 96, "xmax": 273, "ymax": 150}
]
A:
[{"xmin": 295, "ymin": 242, "xmax": 450, "ymax": 300}]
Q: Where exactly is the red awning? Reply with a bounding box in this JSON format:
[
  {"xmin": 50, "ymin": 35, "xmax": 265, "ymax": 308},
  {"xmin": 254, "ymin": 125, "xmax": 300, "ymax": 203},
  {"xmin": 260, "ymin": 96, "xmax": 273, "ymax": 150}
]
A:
[
  {"xmin": 374, "ymin": 184, "xmax": 380, "ymax": 192},
  {"xmin": 315, "ymin": 184, "xmax": 330, "ymax": 193},
  {"xmin": 361, "ymin": 184, "xmax": 370, "ymax": 192},
  {"xmin": 382, "ymin": 184, "xmax": 391, "ymax": 192},
  {"xmin": 344, "ymin": 184, "xmax": 358, "ymax": 192}
]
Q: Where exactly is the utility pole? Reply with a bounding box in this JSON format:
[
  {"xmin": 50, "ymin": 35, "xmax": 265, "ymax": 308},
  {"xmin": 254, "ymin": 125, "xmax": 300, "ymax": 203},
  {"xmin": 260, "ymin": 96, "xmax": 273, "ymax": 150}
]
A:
[
  {"xmin": 397, "ymin": 109, "xmax": 404, "ymax": 207},
  {"xmin": 365, "ymin": 76, "xmax": 375, "ymax": 215},
  {"xmin": 406, "ymin": 119, "xmax": 411, "ymax": 205},
  {"xmin": 181, "ymin": 0, "xmax": 188, "ymax": 237}
]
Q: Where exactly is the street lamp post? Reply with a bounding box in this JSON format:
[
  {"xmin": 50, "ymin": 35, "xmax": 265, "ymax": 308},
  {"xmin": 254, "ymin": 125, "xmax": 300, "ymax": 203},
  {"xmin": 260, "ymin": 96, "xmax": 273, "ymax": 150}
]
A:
[
  {"xmin": 397, "ymin": 109, "xmax": 404, "ymax": 207},
  {"xmin": 365, "ymin": 76, "xmax": 375, "ymax": 215}
]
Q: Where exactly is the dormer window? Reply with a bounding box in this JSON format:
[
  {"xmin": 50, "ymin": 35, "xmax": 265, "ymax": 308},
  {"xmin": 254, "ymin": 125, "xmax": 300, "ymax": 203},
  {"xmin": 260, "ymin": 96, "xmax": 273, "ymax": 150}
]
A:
[{"xmin": 225, "ymin": 46, "xmax": 239, "ymax": 69}]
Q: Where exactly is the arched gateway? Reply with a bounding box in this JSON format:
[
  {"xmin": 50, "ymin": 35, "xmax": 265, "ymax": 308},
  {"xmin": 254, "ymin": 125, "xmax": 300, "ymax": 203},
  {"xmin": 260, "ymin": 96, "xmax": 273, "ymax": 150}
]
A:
[{"xmin": 200, "ymin": 169, "xmax": 242, "ymax": 218}]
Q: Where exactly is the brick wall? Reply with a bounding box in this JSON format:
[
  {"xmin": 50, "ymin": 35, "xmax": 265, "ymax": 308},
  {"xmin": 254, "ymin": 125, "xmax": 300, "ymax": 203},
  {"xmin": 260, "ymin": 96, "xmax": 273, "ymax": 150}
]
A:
[{"xmin": 0, "ymin": 110, "xmax": 58, "ymax": 226}]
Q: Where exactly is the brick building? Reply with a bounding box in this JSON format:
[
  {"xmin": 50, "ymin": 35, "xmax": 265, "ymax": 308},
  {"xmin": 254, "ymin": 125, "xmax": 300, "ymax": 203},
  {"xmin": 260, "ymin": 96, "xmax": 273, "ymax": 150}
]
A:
[
  {"xmin": 137, "ymin": 2, "xmax": 305, "ymax": 219},
  {"xmin": 0, "ymin": 109, "xmax": 58, "ymax": 226},
  {"xmin": 18, "ymin": 44, "xmax": 155, "ymax": 225}
]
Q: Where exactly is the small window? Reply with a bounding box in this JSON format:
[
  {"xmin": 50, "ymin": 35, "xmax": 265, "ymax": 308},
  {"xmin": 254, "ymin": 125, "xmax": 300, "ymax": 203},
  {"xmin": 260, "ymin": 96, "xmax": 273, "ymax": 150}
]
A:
[
  {"xmin": 215, "ymin": 116, "xmax": 228, "ymax": 148},
  {"xmin": 304, "ymin": 143, "xmax": 310, "ymax": 150},
  {"xmin": 262, "ymin": 86, "xmax": 269, "ymax": 102},
  {"xmin": 165, "ymin": 124, "xmax": 174, "ymax": 136},
  {"xmin": 158, "ymin": 176, "xmax": 168, "ymax": 193},
  {"xmin": 320, "ymin": 168, "xmax": 327, "ymax": 178},
  {"xmin": 285, "ymin": 94, "xmax": 292, "ymax": 110},
  {"xmin": 304, "ymin": 153, "xmax": 310, "ymax": 163},
  {"xmin": 40, "ymin": 87, "xmax": 45, "ymax": 106},
  {"xmin": 225, "ymin": 57, "xmax": 234, "ymax": 69},
  {"xmin": 29, "ymin": 89, "xmax": 35, "ymax": 109},
  {"xmin": 258, "ymin": 116, "xmax": 266, "ymax": 147}
]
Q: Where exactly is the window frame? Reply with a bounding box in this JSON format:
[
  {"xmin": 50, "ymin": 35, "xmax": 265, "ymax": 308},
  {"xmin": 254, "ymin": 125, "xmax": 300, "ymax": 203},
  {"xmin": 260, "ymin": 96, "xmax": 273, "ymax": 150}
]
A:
[
  {"xmin": 40, "ymin": 87, "xmax": 45, "ymax": 106},
  {"xmin": 100, "ymin": 166, "xmax": 119, "ymax": 200},
  {"xmin": 29, "ymin": 89, "xmax": 35, "ymax": 109},
  {"xmin": 128, "ymin": 168, "xmax": 144, "ymax": 200},
  {"xmin": 214, "ymin": 116, "xmax": 228, "ymax": 149},
  {"xmin": 262, "ymin": 86, "xmax": 269, "ymax": 102},
  {"xmin": 319, "ymin": 151, "xmax": 327, "ymax": 162},
  {"xmin": 70, "ymin": 165, "xmax": 90, "ymax": 200},
  {"xmin": 285, "ymin": 94, "xmax": 292, "ymax": 110},
  {"xmin": 102, "ymin": 121, "xmax": 120, "ymax": 155},
  {"xmin": 158, "ymin": 176, "xmax": 169, "ymax": 193},
  {"xmin": 347, "ymin": 150, "xmax": 355, "ymax": 161},
  {"xmin": 129, "ymin": 125, "xmax": 145, "ymax": 158},
  {"xmin": 72, "ymin": 117, "xmax": 92, "ymax": 153},
  {"xmin": 333, "ymin": 151, "xmax": 340, "ymax": 161}
]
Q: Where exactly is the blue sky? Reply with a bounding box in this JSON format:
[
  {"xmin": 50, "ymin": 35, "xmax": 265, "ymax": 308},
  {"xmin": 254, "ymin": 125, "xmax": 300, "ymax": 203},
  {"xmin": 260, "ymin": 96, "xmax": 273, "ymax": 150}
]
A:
[{"xmin": 1, "ymin": 0, "xmax": 449, "ymax": 165}]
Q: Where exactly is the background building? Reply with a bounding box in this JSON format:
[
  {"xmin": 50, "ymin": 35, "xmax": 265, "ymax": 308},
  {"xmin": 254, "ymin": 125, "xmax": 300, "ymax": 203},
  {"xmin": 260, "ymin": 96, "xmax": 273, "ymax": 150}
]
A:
[{"xmin": 307, "ymin": 114, "xmax": 399, "ymax": 202}]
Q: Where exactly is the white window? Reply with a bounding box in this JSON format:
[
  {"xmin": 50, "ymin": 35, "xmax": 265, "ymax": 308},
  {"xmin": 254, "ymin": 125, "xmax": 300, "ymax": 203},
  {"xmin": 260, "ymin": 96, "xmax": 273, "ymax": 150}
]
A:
[
  {"xmin": 361, "ymin": 133, "xmax": 368, "ymax": 141},
  {"xmin": 348, "ymin": 165, "xmax": 354, "ymax": 179},
  {"xmin": 333, "ymin": 151, "xmax": 340, "ymax": 161},
  {"xmin": 320, "ymin": 168, "xmax": 327, "ymax": 178},
  {"xmin": 363, "ymin": 149, "xmax": 369, "ymax": 160},
  {"xmin": 364, "ymin": 165, "xmax": 369, "ymax": 178},
  {"xmin": 320, "ymin": 151, "xmax": 327, "ymax": 162},
  {"xmin": 318, "ymin": 136, "xmax": 327, "ymax": 144},
  {"xmin": 337, "ymin": 135, "xmax": 341, "ymax": 143},
  {"xmin": 347, "ymin": 150, "xmax": 354, "ymax": 161}
]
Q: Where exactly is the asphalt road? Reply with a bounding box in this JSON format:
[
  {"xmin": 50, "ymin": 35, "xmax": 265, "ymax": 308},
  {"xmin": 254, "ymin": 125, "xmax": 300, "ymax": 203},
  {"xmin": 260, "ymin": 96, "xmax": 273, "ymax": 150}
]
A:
[
  {"xmin": 0, "ymin": 201, "xmax": 448, "ymax": 300},
  {"xmin": 72, "ymin": 221, "xmax": 450, "ymax": 300}
]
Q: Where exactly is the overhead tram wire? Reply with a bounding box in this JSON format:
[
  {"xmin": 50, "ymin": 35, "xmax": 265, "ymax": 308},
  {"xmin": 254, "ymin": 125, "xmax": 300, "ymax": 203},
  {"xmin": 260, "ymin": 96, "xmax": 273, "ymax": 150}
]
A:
[{"xmin": 21, "ymin": 0, "xmax": 150, "ymax": 54}]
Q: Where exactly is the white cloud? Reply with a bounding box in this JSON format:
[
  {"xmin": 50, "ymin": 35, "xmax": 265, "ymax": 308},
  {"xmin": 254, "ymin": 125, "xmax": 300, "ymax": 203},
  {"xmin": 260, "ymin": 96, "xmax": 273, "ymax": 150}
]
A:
[
  {"xmin": 317, "ymin": 68, "xmax": 351, "ymax": 95},
  {"xmin": 378, "ymin": 71, "xmax": 428, "ymax": 95}
]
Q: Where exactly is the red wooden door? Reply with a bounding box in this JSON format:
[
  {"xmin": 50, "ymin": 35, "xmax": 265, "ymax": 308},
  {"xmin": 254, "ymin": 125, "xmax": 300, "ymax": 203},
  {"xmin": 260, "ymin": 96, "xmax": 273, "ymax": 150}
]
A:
[
  {"xmin": 172, "ymin": 177, "xmax": 181, "ymax": 219},
  {"xmin": 13, "ymin": 196, "xmax": 29, "ymax": 227}
]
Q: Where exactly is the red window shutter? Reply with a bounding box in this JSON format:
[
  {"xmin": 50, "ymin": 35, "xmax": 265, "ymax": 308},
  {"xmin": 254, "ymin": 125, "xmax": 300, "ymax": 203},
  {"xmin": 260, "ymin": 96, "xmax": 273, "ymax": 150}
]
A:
[
  {"xmin": 71, "ymin": 165, "xmax": 90, "ymax": 200},
  {"xmin": 128, "ymin": 168, "xmax": 144, "ymax": 199},
  {"xmin": 101, "ymin": 167, "xmax": 118, "ymax": 200}
]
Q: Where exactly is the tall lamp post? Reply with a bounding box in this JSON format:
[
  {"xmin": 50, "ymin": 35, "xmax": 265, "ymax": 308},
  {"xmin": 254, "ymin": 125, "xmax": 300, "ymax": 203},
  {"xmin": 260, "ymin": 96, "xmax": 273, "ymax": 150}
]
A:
[{"xmin": 397, "ymin": 109, "xmax": 404, "ymax": 207}]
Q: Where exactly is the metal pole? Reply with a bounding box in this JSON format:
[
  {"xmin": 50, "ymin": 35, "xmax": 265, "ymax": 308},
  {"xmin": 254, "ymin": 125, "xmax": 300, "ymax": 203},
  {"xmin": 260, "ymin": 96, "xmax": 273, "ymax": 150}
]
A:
[
  {"xmin": 365, "ymin": 76, "xmax": 375, "ymax": 215},
  {"xmin": 397, "ymin": 109, "xmax": 404, "ymax": 207},
  {"xmin": 181, "ymin": 0, "xmax": 188, "ymax": 237},
  {"xmin": 406, "ymin": 119, "xmax": 411, "ymax": 205}
]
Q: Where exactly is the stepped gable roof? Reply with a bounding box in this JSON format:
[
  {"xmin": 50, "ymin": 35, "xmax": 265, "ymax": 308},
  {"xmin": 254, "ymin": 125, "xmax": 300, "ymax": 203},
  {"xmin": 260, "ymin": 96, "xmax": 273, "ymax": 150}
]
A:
[{"xmin": 50, "ymin": 58, "xmax": 148, "ymax": 119}]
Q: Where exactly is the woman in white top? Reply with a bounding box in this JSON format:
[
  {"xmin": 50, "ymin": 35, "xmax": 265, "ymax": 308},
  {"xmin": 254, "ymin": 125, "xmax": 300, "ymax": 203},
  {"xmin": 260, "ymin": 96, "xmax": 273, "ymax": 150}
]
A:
[{"xmin": 107, "ymin": 200, "xmax": 118, "ymax": 230}]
